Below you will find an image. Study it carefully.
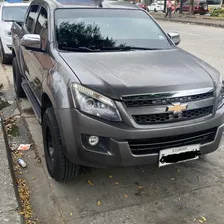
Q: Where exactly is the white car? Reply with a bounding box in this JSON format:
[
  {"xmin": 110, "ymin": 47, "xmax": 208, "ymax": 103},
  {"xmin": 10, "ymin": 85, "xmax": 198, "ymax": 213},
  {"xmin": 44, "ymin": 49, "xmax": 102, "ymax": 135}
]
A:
[
  {"xmin": 0, "ymin": 2, "xmax": 29, "ymax": 64},
  {"xmin": 148, "ymin": 3, "xmax": 164, "ymax": 12}
]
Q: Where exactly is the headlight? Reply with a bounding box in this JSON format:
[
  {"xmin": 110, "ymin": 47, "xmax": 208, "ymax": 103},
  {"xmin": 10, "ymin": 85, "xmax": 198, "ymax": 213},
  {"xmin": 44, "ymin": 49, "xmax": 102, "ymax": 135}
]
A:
[
  {"xmin": 4, "ymin": 29, "xmax": 11, "ymax": 36},
  {"xmin": 217, "ymin": 75, "xmax": 224, "ymax": 109},
  {"xmin": 71, "ymin": 83, "xmax": 122, "ymax": 121}
]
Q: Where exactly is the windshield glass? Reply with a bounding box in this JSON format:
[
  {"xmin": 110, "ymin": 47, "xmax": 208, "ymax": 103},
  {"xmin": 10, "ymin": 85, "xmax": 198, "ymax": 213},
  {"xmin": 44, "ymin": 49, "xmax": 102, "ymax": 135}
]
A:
[
  {"xmin": 55, "ymin": 9, "xmax": 172, "ymax": 51},
  {"xmin": 2, "ymin": 6, "xmax": 28, "ymax": 22}
]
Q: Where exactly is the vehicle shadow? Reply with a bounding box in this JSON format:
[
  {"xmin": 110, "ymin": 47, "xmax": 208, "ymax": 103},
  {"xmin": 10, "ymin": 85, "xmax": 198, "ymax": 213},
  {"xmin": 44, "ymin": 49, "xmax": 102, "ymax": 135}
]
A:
[{"xmin": 50, "ymin": 142, "xmax": 224, "ymax": 221}]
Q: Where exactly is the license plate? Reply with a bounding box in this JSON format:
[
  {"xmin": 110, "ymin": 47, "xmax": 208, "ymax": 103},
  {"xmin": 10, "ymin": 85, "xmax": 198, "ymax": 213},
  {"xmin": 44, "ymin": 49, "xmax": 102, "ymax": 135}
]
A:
[{"xmin": 158, "ymin": 144, "xmax": 200, "ymax": 167}]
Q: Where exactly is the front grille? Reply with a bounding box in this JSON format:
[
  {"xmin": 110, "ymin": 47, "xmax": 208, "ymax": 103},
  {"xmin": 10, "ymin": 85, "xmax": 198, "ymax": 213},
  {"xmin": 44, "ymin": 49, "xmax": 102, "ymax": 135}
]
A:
[
  {"xmin": 128, "ymin": 128, "xmax": 217, "ymax": 155},
  {"xmin": 122, "ymin": 92, "xmax": 213, "ymax": 108},
  {"xmin": 133, "ymin": 106, "xmax": 213, "ymax": 125}
]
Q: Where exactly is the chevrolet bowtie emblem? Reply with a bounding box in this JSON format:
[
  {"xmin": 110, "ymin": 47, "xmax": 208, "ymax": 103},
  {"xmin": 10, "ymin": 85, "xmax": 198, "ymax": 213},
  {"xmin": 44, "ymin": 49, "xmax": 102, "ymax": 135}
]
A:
[{"xmin": 167, "ymin": 103, "xmax": 188, "ymax": 114}]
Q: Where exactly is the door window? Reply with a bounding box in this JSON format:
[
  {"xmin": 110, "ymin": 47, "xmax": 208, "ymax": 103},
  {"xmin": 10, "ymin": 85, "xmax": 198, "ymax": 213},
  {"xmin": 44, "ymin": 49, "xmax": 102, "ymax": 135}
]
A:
[
  {"xmin": 26, "ymin": 5, "xmax": 39, "ymax": 33},
  {"xmin": 34, "ymin": 7, "xmax": 48, "ymax": 49}
]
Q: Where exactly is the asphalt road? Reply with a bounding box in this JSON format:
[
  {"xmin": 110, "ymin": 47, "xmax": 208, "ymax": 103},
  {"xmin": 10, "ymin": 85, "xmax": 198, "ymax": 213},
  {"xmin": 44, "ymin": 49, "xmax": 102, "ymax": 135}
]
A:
[
  {"xmin": 3, "ymin": 22, "xmax": 224, "ymax": 224},
  {"xmin": 160, "ymin": 21, "xmax": 224, "ymax": 73}
]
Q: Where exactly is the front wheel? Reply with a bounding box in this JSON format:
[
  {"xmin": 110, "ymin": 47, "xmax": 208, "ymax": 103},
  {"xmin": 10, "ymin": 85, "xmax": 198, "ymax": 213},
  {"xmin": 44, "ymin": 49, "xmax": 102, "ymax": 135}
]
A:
[{"xmin": 42, "ymin": 107, "xmax": 80, "ymax": 182}]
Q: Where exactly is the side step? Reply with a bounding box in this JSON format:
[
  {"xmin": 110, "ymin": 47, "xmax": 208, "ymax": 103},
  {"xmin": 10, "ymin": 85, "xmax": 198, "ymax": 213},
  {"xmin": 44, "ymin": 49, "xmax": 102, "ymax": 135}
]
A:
[{"xmin": 21, "ymin": 80, "xmax": 41, "ymax": 123}]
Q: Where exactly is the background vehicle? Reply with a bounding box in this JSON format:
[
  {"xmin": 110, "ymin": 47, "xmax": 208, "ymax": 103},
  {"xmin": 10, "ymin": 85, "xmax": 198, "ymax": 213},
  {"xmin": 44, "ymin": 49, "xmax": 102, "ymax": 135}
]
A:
[
  {"xmin": 207, "ymin": 0, "xmax": 223, "ymax": 12},
  {"xmin": 136, "ymin": 2, "xmax": 148, "ymax": 10},
  {"xmin": 148, "ymin": 3, "xmax": 163, "ymax": 12},
  {"xmin": 0, "ymin": 2, "xmax": 29, "ymax": 64},
  {"xmin": 155, "ymin": 0, "xmax": 176, "ymax": 11},
  {"xmin": 175, "ymin": 0, "xmax": 208, "ymax": 14},
  {"xmin": 12, "ymin": 0, "xmax": 224, "ymax": 182}
]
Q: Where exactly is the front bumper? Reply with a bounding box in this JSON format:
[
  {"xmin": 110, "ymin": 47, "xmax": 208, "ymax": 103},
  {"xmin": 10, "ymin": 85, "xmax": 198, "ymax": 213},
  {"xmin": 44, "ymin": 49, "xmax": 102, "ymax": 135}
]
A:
[{"xmin": 56, "ymin": 107, "xmax": 224, "ymax": 168}]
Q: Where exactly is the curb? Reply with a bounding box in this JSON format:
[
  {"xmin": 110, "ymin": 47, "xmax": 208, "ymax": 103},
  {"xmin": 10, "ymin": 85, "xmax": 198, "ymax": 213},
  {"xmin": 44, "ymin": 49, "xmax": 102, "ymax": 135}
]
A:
[
  {"xmin": 153, "ymin": 16, "xmax": 224, "ymax": 28},
  {"xmin": 1, "ymin": 115, "xmax": 25, "ymax": 223}
]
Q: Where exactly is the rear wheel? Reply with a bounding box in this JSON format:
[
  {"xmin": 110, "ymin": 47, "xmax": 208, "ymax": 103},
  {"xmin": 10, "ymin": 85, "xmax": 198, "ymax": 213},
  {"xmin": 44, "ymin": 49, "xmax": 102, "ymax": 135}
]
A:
[
  {"xmin": 203, "ymin": 4, "xmax": 208, "ymax": 10},
  {"xmin": 12, "ymin": 57, "xmax": 25, "ymax": 98},
  {"xmin": 42, "ymin": 107, "xmax": 80, "ymax": 182}
]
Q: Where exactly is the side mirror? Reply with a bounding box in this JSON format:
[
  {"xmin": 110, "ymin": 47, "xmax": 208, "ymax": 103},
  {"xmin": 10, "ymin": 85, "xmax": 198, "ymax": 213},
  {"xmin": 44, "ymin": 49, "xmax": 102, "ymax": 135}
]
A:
[
  {"xmin": 167, "ymin": 32, "xmax": 180, "ymax": 45},
  {"xmin": 21, "ymin": 34, "xmax": 43, "ymax": 51}
]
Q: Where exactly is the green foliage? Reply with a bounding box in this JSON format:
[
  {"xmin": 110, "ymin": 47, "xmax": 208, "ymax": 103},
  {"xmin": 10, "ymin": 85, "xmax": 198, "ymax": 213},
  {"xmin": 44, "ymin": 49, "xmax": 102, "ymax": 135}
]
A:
[
  {"xmin": 57, "ymin": 21, "xmax": 116, "ymax": 49},
  {"xmin": 210, "ymin": 8, "xmax": 224, "ymax": 17}
]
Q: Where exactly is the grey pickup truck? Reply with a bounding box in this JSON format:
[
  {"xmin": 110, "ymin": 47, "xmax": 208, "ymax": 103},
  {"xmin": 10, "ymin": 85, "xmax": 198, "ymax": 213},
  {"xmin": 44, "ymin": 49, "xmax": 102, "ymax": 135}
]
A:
[{"xmin": 11, "ymin": 0, "xmax": 224, "ymax": 182}]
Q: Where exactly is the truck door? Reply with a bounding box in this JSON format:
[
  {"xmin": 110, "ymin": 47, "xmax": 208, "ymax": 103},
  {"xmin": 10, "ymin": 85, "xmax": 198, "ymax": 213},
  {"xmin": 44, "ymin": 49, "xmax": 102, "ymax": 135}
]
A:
[
  {"xmin": 29, "ymin": 6, "xmax": 51, "ymax": 103},
  {"xmin": 21, "ymin": 4, "xmax": 41, "ymax": 102}
]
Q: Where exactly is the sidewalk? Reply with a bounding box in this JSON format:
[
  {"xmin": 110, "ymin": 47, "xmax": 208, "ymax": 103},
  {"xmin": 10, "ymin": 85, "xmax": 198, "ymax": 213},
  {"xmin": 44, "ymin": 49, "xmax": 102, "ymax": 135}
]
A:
[
  {"xmin": 150, "ymin": 12, "xmax": 224, "ymax": 28},
  {"xmin": 0, "ymin": 118, "xmax": 21, "ymax": 224},
  {"xmin": 0, "ymin": 63, "xmax": 22, "ymax": 223}
]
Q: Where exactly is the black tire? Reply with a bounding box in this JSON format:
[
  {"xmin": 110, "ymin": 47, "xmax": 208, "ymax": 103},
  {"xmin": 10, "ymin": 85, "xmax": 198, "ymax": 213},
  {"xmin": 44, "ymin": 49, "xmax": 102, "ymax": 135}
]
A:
[
  {"xmin": 42, "ymin": 107, "xmax": 80, "ymax": 181},
  {"xmin": 0, "ymin": 41, "xmax": 12, "ymax": 64},
  {"xmin": 203, "ymin": 4, "xmax": 208, "ymax": 10},
  {"xmin": 154, "ymin": 8, "xmax": 157, "ymax": 12},
  {"xmin": 12, "ymin": 57, "xmax": 25, "ymax": 98}
]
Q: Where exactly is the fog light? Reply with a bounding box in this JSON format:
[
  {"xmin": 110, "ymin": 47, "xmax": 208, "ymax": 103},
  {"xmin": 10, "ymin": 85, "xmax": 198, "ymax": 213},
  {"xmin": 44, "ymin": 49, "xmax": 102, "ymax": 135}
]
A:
[{"xmin": 88, "ymin": 136, "xmax": 99, "ymax": 146}]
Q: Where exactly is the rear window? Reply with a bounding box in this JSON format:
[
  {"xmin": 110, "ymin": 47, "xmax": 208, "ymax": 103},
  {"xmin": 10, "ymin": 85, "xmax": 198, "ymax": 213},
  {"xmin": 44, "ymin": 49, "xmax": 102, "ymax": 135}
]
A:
[
  {"xmin": 2, "ymin": 6, "xmax": 28, "ymax": 22},
  {"xmin": 55, "ymin": 8, "xmax": 172, "ymax": 51}
]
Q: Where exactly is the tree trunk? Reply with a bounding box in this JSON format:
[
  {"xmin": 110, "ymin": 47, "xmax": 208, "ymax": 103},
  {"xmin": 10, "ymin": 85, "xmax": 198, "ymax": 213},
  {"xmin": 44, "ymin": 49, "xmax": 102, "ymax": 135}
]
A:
[
  {"xmin": 164, "ymin": 0, "xmax": 167, "ymax": 13},
  {"xmin": 189, "ymin": 0, "xmax": 194, "ymax": 14}
]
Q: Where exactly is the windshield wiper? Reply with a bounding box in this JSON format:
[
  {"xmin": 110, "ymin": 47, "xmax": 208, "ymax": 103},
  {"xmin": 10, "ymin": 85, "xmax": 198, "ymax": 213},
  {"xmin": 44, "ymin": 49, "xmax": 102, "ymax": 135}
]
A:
[
  {"xmin": 60, "ymin": 46, "xmax": 97, "ymax": 52},
  {"xmin": 98, "ymin": 46, "xmax": 163, "ymax": 51},
  {"xmin": 60, "ymin": 46, "xmax": 163, "ymax": 52},
  {"xmin": 3, "ymin": 19, "xmax": 23, "ymax": 23}
]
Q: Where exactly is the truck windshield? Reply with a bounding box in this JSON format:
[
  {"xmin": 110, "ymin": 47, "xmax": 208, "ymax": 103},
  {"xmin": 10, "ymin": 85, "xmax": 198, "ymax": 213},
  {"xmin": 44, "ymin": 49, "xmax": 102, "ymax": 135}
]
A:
[
  {"xmin": 2, "ymin": 6, "xmax": 29, "ymax": 22},
  {"xmin": 55, "ymin": 8, "xmax": 172, "ymax": 51}
]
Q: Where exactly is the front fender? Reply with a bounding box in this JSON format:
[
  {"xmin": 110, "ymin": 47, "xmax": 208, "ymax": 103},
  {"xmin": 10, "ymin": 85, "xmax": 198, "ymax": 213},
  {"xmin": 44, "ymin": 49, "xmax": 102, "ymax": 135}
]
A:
[
  {"xmin": 42, "ymin": 68, "xmax": 75, "ymax": 153},
  {"xmin": 42, "ymin": 68, "xmax": 72, "ymax": 110}
]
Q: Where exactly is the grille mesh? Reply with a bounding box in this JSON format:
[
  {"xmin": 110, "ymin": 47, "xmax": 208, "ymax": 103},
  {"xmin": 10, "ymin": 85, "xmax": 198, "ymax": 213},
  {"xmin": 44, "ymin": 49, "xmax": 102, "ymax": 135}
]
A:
[
  {"xmin": 123, "ymin": 92, "xmax": 213, "ymax": 108},
  {"xmin": 133, "ymin": 106, "xmax": 213, "ymax": 125},
  {"xmin": 128, "ymin": 128, "xmax": 217, "ymax": 155}
]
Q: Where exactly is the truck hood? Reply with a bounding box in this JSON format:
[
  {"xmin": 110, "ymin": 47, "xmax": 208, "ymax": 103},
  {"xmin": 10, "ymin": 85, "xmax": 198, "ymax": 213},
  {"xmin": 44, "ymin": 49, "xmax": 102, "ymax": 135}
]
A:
[{"xmin": 59, "ymin": 48, "xmax": 219, "ymax": 99}]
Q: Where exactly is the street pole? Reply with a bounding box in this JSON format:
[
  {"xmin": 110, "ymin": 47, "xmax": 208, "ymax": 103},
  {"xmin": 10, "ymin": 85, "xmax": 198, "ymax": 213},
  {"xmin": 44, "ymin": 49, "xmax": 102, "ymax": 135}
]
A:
[
  {"xmin": 180, "ymin": 0, "xmax": 183, "ymax": 13},
  {"xmin": 163, "ymin": 0, "xmax": 166, "ymax": 13}
]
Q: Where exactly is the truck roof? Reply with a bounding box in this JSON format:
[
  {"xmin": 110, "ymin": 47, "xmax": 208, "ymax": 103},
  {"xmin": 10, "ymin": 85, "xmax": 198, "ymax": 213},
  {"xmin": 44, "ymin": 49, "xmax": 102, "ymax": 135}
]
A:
[{"xmin": 38, "ymin": 0, "xmax": 138, "ymax": 10}]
